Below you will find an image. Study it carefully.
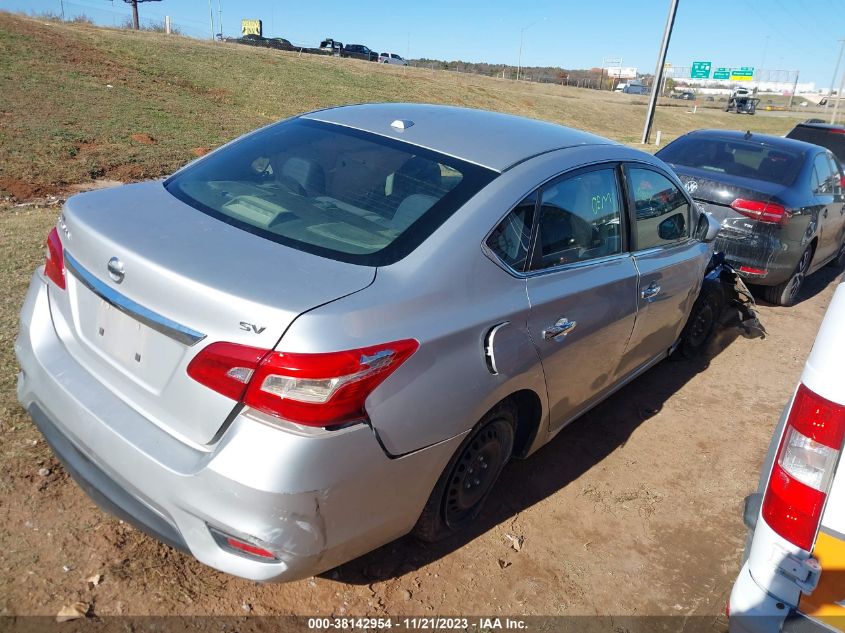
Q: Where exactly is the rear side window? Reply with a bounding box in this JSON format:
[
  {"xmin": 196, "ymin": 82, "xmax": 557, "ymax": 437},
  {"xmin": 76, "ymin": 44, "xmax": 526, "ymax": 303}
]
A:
[
  {"xmin": 531, "ymin": 168, "xmax": 623, "ymax": 270},
  {"xmin": 628, "ymin": 167, "xmax": 690, "ymax": 250},
  {"xmin": 165, "ymin": 119, "xmax": 496, "ymax": 266},
  {"xmin": 486, "ymin": 193, "xmax": 536, "ymax": 272},
  {"xmin": 813, "ymin": 153, "xmax": 836, "ymax": 194},
  {"xmin": 658, "ymin": 137, "xmax": 805, "ymax": 185}
]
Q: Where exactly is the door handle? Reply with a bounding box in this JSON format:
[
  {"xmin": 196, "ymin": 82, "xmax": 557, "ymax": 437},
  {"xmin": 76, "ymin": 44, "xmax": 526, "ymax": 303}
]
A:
[
  {"xmin": 641, "ymin": 282, "xmax": 661, "ymax": 300},
  {"xmin": 543, "ymin": 317, "xmax": 577, "ymax": 341}
]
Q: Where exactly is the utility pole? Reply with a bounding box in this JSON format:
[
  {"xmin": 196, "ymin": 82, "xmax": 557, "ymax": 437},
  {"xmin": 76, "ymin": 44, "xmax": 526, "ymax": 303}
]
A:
[
  {"xmin": 217, "ymin": 0, "xmax": 222, "ymax": 38},
  {"xmin": 642, "ymin": 0, "xmax": 680, "ymax": 144},
  {"xmin": 833, "ymin": 71, "xmax": 845, "ymax": 125},
  {"xmin": 208, "ymin": 0, "xmax": 215, "ymax": 39},
  {"xmin": 788, "ymin": 70, "xmax": 800, "ymax": 110},
  {"xmin": 516, "ymin": 18, "xmax": 544, "ymax": 81},
  {"xmin": 760, "ymin": 35, "xmax": 770, "ymax": 77},
  {"xmin": 59, "ymin": 0, "xmax": 65, "ymax": 20},
  {"xmin": 828, "ymin": 39, "xmax": 845, "ymax": 109}
]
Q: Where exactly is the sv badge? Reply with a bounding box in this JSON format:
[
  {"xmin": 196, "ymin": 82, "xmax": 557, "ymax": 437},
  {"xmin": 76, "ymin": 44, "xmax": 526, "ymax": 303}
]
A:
[{"xmin": 239, "ymin": 322, "xmax": 266, "ymax": 334}]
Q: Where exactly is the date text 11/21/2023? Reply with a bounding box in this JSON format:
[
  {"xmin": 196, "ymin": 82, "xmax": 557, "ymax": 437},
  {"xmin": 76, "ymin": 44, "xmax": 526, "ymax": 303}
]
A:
[{"xmin": 306, "ymin": 617, "xmax": 528, "ymax": 630}]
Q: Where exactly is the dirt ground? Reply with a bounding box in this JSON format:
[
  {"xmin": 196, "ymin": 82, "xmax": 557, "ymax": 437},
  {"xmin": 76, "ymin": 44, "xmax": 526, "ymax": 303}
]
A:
[
  {"xmin": 0, "ymin": 15, "xmax": 837, "ymax": 627},
  {"xmin": 0, "ymin": 201, "xmax": 840, "ymax": 625}
]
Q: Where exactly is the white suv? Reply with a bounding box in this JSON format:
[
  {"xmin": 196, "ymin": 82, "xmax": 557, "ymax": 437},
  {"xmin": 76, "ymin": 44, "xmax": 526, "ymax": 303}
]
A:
[
  {"xmin": 730, "ymin": 273, "xmax": 845, "ymax": 632},
  {"xmin": 378, "ymin": 52, "xmax": 408, "ymax": 65}
]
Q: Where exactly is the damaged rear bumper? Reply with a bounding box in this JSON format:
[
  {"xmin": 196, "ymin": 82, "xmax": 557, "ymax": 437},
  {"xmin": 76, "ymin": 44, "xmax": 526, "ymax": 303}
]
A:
[
  {"xmin": 714, "ymin": 228, "xmax": 799, "ymax": 287},
  {"xmin": 15, "ymin": 271, "xmax": 462, "ymax": 582}
]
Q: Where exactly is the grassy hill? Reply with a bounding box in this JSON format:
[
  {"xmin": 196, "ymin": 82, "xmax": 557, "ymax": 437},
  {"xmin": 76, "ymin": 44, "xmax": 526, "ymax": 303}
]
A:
[{"xmin": 0, "ymin": 12, "xmax": 807, "ymax": 200}]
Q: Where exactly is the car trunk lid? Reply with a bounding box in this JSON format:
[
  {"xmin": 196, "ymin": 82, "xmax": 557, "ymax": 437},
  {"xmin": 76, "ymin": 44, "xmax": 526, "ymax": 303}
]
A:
[
  {"xmin": 670, "ymin": 165, "xmax": 789, "ymax": 266},
  {"xmin": 49, "ymin": 182, "xmax": 376, "ymax": 446}
]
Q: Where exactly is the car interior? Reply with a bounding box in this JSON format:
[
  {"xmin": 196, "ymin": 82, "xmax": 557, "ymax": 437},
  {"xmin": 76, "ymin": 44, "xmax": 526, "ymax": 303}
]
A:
[{"xmin": 171, "ymin": 125, "xmax": 465, "ymax": 255}]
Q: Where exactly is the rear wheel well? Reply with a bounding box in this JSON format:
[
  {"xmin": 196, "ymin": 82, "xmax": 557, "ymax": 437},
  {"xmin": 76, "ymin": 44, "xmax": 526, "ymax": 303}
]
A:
[{"xmin": 507, "ymin": 390, "xmax": 543, "ymax": 458}]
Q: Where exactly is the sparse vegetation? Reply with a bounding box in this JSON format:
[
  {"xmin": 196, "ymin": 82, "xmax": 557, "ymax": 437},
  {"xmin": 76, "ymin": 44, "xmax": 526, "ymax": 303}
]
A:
[{"xmin": 0, "ymin": 11, "xmax": 809, "ymax": 202}]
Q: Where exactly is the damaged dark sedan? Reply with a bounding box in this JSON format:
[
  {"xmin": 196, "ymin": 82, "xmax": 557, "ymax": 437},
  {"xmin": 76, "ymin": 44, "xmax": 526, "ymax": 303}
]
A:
[{"xmin": 657, "ymin": 130, "xmax": 845, "ymax": 305}]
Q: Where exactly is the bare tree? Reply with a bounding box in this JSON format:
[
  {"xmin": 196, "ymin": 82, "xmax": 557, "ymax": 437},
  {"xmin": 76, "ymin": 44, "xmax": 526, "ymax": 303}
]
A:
[{"xmin": 122, "ymin": 0, "xmax": 162, "ymax": 30}]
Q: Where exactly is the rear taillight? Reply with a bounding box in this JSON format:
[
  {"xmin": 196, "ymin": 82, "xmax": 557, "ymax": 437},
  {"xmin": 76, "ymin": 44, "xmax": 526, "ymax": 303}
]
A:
[
  {"xmin": 44, "ymin": 227, "xmax": 65, "ymax": 289},
  {"xmin": 186, "ymin": 342, "xmax": 268, "ymax": 401},
  {"xmin": 187, "ymin": 339, "xmax": 419, "ymax": 428},
  {"xmin": 731, "ymin": 198, "xmax": 788, "ymax": 224},
  {"xmin": 762, "ymin": 384, "xmax": 845, "ymax": 550},
  {"xmin": 738, "ymin": 265, "xmax": 768, "ymax": 277}
]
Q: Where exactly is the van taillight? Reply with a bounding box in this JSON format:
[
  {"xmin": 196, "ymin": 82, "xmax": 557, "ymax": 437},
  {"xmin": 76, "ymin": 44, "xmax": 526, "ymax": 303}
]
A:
[
  {"xmin": 761, "ymin": 384, "xmax": 845, "ymax": 550},
  {"xmin": 187, "ymin": 339, "xmax": 419, "ymax": 428},
  {"xmin": 44, "ymin": 227, "xmax": 66, "ymax": 289},
  {"xmin": 731, "ymin": 199, "xmax": 788, "ymax": 224}
]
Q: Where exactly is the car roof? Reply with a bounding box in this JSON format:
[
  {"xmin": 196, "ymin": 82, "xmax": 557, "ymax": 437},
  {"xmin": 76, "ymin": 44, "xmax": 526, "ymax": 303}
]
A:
[
  {"xmin": 302, "ymin": 103, "xmax": 614, "ymax": 171},
  {"xmin": 793, "ymin": 121, "xmax": 845, "ymax": 130},
  {"xmin": 677, "ymin": 129, "xmax": 822, "ymax": 154}
]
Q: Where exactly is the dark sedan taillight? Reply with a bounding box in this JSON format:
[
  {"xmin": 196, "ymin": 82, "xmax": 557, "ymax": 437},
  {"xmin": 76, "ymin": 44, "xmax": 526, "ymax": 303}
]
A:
[{"xmin": 731, "ymin": 198, "xmax": 789, "ymax": 225}]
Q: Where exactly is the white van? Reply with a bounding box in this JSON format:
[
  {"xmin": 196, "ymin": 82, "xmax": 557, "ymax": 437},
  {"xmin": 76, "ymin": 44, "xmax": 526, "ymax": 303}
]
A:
[{"xmin": 730, "ymin": 273, "xmax": 845, "ymax": 632}]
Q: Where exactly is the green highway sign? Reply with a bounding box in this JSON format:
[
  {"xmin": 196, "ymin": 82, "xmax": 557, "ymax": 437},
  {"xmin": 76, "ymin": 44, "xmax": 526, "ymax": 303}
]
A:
[
  {"xmin": 730, "ymin": 66, "xmax": 755, "ymax": 81},
  {"xmin": 713, "ymin": 67, "xmax": 731, "ymax": 80},
  {"xmin": 690, "ymin": 61, "xmax": 712, "ymax": 79}
]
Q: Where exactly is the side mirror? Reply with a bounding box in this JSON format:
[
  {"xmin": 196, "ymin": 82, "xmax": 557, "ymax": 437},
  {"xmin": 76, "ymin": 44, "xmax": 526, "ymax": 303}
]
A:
[
  {"xmin": 696, "ymin": 211, "xmax": 721, "ymax": 243},
  {"xmin": 658, "ymin": 214, "xmax": 686, "ymax": 241}
]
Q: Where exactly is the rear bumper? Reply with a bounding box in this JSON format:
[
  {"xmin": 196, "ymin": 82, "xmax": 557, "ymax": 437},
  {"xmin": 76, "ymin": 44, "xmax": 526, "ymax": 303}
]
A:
[
  {"xmin": 714, "ymin": 230, "xmax": 798, "ymax": 287},
  {"xmin": 15, "ymin": 271, "xmax": 462, "ymax": 582},
  {"xmin": 730, "ymin": 563, "xmax": 839, "ymax": 633}
]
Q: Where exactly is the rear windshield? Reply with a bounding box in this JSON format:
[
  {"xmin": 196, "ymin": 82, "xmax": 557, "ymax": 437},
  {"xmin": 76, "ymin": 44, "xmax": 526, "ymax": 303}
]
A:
[
  {"xmin": 787, "ymin": 126, "xmax": 845, "ymax": 164},
  {"xmin": 658, "ymin": 137, "xmax": 805, "ymax": 185},
  {"xmin": 165, "ymin": 118, "xmax": 496, "ymax": 265}
]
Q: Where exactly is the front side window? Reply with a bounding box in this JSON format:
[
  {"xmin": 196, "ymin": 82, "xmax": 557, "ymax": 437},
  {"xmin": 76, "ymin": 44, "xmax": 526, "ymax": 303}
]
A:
[
  {"xmin": 531, "ymin": 168, "xmax": 623, "ymax": 270},
  {"xmin": 628, "ymin": 167, "xmax": 690, "ymax": 250},
  {"xmin": 165, "ymin": 119, "xmax": 495, "ymax": 265}
]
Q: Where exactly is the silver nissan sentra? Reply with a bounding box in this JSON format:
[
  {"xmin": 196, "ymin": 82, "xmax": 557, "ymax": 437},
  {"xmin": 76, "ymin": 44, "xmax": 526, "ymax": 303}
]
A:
[{"xmin": 15, "ymin": 103, "xmax": 720, "ymax": 581}]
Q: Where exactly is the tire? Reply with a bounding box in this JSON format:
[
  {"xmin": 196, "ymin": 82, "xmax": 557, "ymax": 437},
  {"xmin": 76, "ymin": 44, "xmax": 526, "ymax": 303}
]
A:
[
  {"xmin": 674, "ymin": 284, "xmax": 724, "ymax": 359},
  {"xmin": 761, "ymin": 246, "xmax": 812, "ymax": 306},
  {"xmin": 412, "ymin": 401, "xmax": 516, "ymax": 543}
]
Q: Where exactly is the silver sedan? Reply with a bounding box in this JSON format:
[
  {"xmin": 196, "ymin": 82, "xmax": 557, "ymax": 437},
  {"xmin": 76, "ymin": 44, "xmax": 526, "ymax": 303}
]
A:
[{"xmin": 15, "ymin": 103, "xmax": 719, "ymax": 581}]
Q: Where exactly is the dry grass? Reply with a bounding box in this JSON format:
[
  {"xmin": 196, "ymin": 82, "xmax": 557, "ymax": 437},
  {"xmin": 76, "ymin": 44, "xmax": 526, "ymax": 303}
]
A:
[{"xmin": 0, "ymin": 11, "xmax": 806, "ymax": 199}]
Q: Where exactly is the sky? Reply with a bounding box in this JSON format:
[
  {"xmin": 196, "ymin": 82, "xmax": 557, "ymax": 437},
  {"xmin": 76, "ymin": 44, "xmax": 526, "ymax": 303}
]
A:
[{"xmin": 2, "ymin": 0, "xmax": 845, "ymax": 89}]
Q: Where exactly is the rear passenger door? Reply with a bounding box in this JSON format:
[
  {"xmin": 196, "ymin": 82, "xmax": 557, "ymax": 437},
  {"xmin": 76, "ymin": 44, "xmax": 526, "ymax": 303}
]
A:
[
  {"xmin": 813, "ymin": 152, "xmax": 845, "ymax": 264},
  {"xmin": 522, "ymin": 165, "xmax": 639, "ymax": 430},
  {"xmin": 615, "ymin": 165, "xmax": 709, "ymax": 378}
]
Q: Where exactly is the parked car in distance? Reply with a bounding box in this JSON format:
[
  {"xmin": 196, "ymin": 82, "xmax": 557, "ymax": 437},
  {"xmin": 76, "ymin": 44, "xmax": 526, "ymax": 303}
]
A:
[
  {"xmin": 319, "ymin": 37, "xmax": 343, "ymax": 55},
  {"xmin": 787, "ymin": 121, "xmax": 845, "ymax": 165},
  {"xmin": 671, "ymin": 91, "xmax": 696, "ymax": 100},
  {"xmin": 233, "ymin": 33, "xmax": 267, "ymax": 47},
  {"xmin": 729, "ymin": 272, "xmax": 845, "ymax": 632},
  {"xmin": 342, "ymin": 44, "xmax": 378, "ymax": 61},
  {"xmin": 266, "ymin": 37, "xmax": 294, "ymax": 51},
  {"xmin": 379, "ymin": 52, "xmax": 408, "ymax": 66},
  {"xmin": 16, "ymin": 103, "xmax": 721, "ymax": 583},
  {"xmin": 657, "ymin": 129, "xmax": 845, "ymax": 305},
  {"xmin": 622, "ymin": 83, "xmax": 649, "ymax": 95},
  {"xmin": 725, "ymin": 88, "xmax": 760, "ymax": 115}
]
